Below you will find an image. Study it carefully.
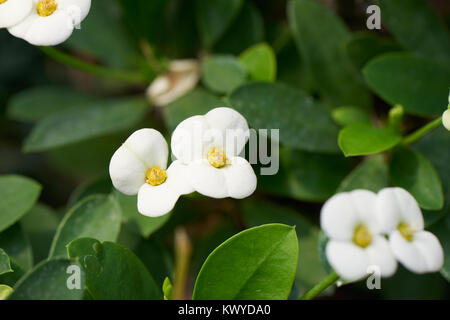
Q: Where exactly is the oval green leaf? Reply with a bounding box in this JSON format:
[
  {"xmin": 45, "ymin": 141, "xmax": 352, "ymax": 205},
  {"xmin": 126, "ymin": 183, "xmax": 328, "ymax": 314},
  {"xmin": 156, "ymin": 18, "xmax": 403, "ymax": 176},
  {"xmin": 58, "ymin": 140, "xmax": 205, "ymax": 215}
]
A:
[
  {"xmin": 201, "ymin": 55, "xmax": 248, "ymax": 94},
  {"xmin": 390, "ymin": 148, "xmax": 444, "ymax": 210},
  {"xmin": 239, "ymin": 43, "xmax": 276, "ymax": 82},
  {"xmin": 0, "ymin": 175, "xmax": 41, "ymax": 232},
  {"xmin": 67, "ymin": 238, "xmax": 162, "ymax": 300},
  {"xmin": 229, "ymin": 82, "xmax": 340, "ymax": 153},
  {"xmin": 338, "ymin": 123, "xmax": 402, "ymax": 157},
  {"xmin": 49, "ymin": 195, "xmax": 121, "ymax": 259},
  {"xmin": 23, "ymin": 97, "xmax": 148, "ymax": 152},
  {"xmin": 0, "ymin": 249, "xmax": 12, "ymax": 276},
  {"xmin": 193, "ymin": 224, "xmax": 298, "ymax": 300},
  {"xmin": 363, "ymin": 53, "xmax": 450, "ymax": 116},
  {"xmin": 9, "ymin": 259, "xmax": 85, "ymax": 300}
]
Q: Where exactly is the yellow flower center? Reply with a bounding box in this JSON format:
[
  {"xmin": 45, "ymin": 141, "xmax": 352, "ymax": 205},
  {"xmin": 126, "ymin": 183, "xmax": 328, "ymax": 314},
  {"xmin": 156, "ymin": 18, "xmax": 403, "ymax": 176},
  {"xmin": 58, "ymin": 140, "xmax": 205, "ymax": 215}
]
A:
[
  {"xmin": 145, "ymin": 166, "xmax": 167, "ymax": 186},
  {"xmin": 0, "ymin": 0, "xmax": 8, "ymax": 5},
  {"xmin": 37, "ymin": 0, "xmax": 57, "ymax": 17},
  {"xmin": 353, "ymin": 225, "xmax": 372, "ymax": 248},
  {"xmin": 398, "ymin": 223, "xmax": 414, "ymax": 242},
  {"xmin": 207, "ymin": 148, "xmax": 226, "ymax": 168}
]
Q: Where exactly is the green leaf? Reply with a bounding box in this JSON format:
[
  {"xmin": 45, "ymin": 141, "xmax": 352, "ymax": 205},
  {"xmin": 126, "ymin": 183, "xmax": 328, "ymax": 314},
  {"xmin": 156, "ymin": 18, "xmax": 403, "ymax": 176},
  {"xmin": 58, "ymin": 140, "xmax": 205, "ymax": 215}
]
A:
[
  {"xmin": 114, "ymin": 190, "xmax": 170, "ymax": 238},
  {"xmin": 288, "ymin": 0, "xmax": 371, "ymax": 108},
  {"xmin": 378, "ymin": 0, "xmax": 450, "ymax": 66},
  {"xmin": 363, "ymin": 53, "xmax": 450, "ymax": 116},
  {"xmin": 23, "ymin": 97, "xmax": 148, "ymax": 152},
  {"xmin": 49, "ymin": 195, "xmax": 121, "ymax": 259},
  {"xmin": 337, "ymin": 155, "xmax": 389, "ymax": 192},
  {"xmin": 193, "ymin": 224, "xmax": 298, "ymax": 300},
  {"xmin": 0, "ymin": 224, "xmax": 33, "ymax": 271},
  {"xmin": 259, "ymin": 147, "xmax": 351, "ymax": 202},
  {"xmin": 21, "ymin": 204, "xmax": 60, "ymax": 263},
  {"xmin": 65, "ymin": 0, "xmax": 141, "ymax": 70},
  {"xmin": 338, "ymin": 123, "xmax": 402, "ymax": 157},
  {"xmin": 229, "ymin": 82, "xmax": 340, "ymax": 153},
  {"xmin": 390, "ymin": 148, "xmax": 444, "ymax": 211},
  {"xmin": 239, "ymin": 43, "xmax": 276, "ymax": 82},
  {"xmin": 242, "ymin": 200, "xmax": 326, "ymax": 293},
  {"xmin": 196, "ymin": 0, "xmax": 243, "ymax": 48},
  {"xmin": 332, "ymin": 106, "xmax": 372, "ymax": 126},
  {"xmin": 162, "ymin": 277, "xmax": 173, "ymax": 300},
  {"xmin": 0, "ymin": 285, "xmax": 13, "ymax": 300},
  {"xmin": 67, "ymin": 238, "xmax": 162, "ymax": 300},
  {"xmin": 0, "ymin": 175, "xmax": 41, "ymax": 232},
  {"xmin": 201, "ymin": 55, "xmax": 248, "ymax": 94},
  {"xmin": 164, "ymin": 89, "xmax": 223, "ymax": 131},
  {"xmin": 7, "ymin": 86, "xmax": 99, "ymax": 122},
  {"xmin": 0, "ymin": 249, "xmax": 12, "ymax": 276},
  {"xmin": 9, "ymin": 259, "xmax": 85, "ymax": 300},
  {"xmin": 345, "ymin": 33, "xmax": 404, "ymax": 70},
  {"xmin": 214, "ymin": 2, "xmax": 264, "ymax": 55}
]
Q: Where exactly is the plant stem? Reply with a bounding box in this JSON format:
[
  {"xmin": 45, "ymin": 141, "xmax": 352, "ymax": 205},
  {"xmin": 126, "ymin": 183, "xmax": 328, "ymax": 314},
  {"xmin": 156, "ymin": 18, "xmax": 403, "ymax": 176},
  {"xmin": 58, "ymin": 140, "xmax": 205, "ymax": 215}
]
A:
[
  {"xmin": 402, "ymin": 116, "xmax": 442, "ymax": 146},
  {"xmin": 39, "ymin": 46, "xmax": 148, "ymax": 84},
  {"xmin": 299, "ymin": 272, "xmax": 339, "ymax": 300},
  {"xmin": 173, "ymin": 227, "xmax": 192, "ymax": 300}
]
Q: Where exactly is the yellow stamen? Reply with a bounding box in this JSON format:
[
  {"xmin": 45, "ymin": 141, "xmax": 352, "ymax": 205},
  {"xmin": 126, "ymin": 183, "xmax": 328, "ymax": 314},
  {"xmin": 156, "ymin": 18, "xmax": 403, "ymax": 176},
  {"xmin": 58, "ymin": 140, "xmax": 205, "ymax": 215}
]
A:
[
  {"xmin": 145, "ymin": 166, "xmax": 167, "ymax": 186},
  {"xmin": 207, "ymin": 148, "xmax": 226, "ymax": 168},
  {"xmin": 0, "ymin": 0, "xmax": 8, "ymax": 5},
  {"xmin": 398, "ymin": 223, "xmax": 414, "ymax": 242},
  {"xmin": 353, "ymin": 225, "xmax": 372, "ymax": 248},
  {"xmin": 37, "ymin": 0, "xmax": 57, "ymax": 17}
]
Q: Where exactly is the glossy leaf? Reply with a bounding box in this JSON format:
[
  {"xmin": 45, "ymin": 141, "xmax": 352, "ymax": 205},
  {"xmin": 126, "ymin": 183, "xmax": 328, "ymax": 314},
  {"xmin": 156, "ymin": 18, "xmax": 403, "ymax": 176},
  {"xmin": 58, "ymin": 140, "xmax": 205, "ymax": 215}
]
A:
[
  {"xmin": 9, "ymin": 259, "xmax": 85, "ymax": 300},
  {"xmin": 338, "ymin": 124, "xmax": 402, "ymax": 157},
  {"xmin": 195, "ymin": 0, "xmax": 243, "ymax": 48},
  {"xmin": 390, "ymin": 148, "xmax": 444, "ymax": 210},
  {"xmin": 24, "ymin": 98, "xmax": 148, "ymax": 152},
  {"xmin": 201, "ymin": 55, "xmax": 248, "ymax": 94},
  {"xmin": 229, "ymin": 82, "xmax": 340, "ymax": 153},
  {"xmin": 242, "ymin": 201, "xmax": 326, "ymax": 293},
  {"xmin": 239, "ymin": 43, "xmax": 276, "ymax": 82},
  {"xmin": 0, "ymin": 249, "xmax": 12, "ymax": 276},
  {"xmin": 288, "ymin": 0, "xmax": 371, "ymax": 108},
  {"xmin": 193, "ymin": 224, "xmax": 298, "ymax": 300},
  {"xmin": 49, "ymin": 195, "xmax": 121, "ymax": 259},
  {"xmin": 67, "ymin": 238, "xmax": 162, "ymax": 300},
  {"xmin": 337, "ymin": 155, "xmax": 388, "ymax": 193},
  {"xmin": 363, "ymin": 53, "xmax": 450, "ymax": 116},
  {"xmin": 0, "ymin": 175, "xmax": 41, "ymax": 232},
  {"xmin": 332, "ymin": 106, "xmax": 372, "ymax": 126},
  {"xmin": 378, "ymin": 0, "xmax": 450, "ymax": 66}
]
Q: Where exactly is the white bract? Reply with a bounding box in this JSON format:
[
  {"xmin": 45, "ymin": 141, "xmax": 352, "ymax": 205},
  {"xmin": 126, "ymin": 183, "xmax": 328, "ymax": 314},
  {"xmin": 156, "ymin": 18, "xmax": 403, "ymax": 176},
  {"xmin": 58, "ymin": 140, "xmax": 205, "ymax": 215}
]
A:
[
  {"xmin": 171, "ymin": 107, "xmax": 257, "ymax": 199},
  {"xmin": 321, "ymin": 190, "xmax": 397, "ymax": 282},
  {"xmin": 7, "ymin": 0, "xmax": 91, "ymax": 46},
  {"xmin": 376, "ymin": 187, "xmax": 444, "ymax": 274},
  {"xmin": 146, "ymin": 60, "xmax": 200, "ymax": 107},
  {"xmin": 109, "ymin": 129, "xmax": 193, "ymax": 217},
  {"xmin": 0, "ymin": 0, "xmax": 33, "ymax": 28},
  {"xmin": 443, "ymin": 109, "xmax": 450, "ymax": 131}
]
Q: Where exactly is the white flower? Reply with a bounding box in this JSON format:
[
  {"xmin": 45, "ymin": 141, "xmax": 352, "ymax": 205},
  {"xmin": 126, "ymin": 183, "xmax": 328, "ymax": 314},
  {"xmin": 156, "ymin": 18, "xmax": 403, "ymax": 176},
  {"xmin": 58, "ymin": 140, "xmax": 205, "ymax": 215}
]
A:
[
  {"xmin": 443, "ymin": 109, "xmax": 450, "ymax": 131},
  {"xmin": 146, "ymin": 59, "xmax": 199, "ymax": 107},
  {"xmin": 0, "ymin": 0, "xmax": 33, "ymax": 28},
  {"xmin": 376, "ymin": 187, "xmax": 444, "ymax": 274},
  {"xmin": 109, "ymin": 129, "xmax": 193, "ymax": 217},
  {"xmin": 171, "ymin": 107, "xmax": 257, "ymax": 199},
  {"xmin": 8, "ymin": 0, "xmax": 91, "ymax": 46},
  {"xmin": 321, "ymin": 190, "xmax": 397, "ymax": 282}
]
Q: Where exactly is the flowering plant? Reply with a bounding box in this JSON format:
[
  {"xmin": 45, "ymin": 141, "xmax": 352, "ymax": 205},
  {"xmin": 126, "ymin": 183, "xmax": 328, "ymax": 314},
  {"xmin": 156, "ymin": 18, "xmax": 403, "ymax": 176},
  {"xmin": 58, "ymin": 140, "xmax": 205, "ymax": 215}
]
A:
[{"xmin": 0, "ymin": 0, "xmax": 449, "ymax": 301}]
